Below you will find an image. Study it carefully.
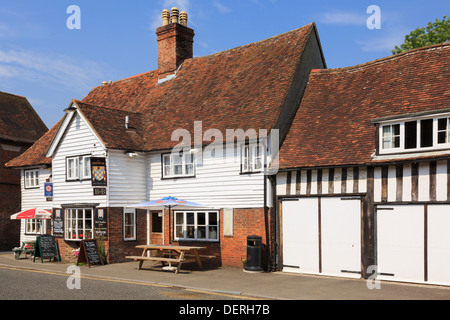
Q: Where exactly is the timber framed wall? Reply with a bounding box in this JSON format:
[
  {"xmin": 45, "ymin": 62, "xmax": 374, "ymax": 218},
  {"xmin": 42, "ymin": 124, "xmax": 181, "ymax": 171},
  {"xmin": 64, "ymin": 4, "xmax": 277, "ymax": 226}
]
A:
[{"xmin": 276, "ymin": 159, "xmax": 450, "ymax": 282}]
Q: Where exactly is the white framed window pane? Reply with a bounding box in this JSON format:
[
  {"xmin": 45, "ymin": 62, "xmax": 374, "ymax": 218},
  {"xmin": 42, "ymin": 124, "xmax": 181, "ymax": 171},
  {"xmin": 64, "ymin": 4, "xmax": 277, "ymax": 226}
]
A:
[
  {"xmin": 25, "ymin": 170, "xmax": 39, "ymax": 188},
  {"xmin": 174, "ymin": 211, "xmax": 219, "ymax": 241},
  {"xmin": 208, "ymin": 226, "xmax": 218, "ymax": 240},
  {"xmin": 176, "ymin": 226, "xmax": 184, "ymax": 238},
  {"xmin": 82, "ymin": 157, "xmax": 91, "ymax": 179},
  {"xmin": 254, "ymin": 145, "xmax": 263, "ymax": 170},
  {"xmin": 124, "ymin": 209, "xmax": 136, "ymax": 240}
]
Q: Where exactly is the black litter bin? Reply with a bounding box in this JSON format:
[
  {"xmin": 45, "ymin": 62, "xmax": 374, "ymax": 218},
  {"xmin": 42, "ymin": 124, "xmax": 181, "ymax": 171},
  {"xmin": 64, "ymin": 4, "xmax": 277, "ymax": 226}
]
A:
[{"xmin": 245, "ymin": 235, "xmax": 263, "ymax": 272}]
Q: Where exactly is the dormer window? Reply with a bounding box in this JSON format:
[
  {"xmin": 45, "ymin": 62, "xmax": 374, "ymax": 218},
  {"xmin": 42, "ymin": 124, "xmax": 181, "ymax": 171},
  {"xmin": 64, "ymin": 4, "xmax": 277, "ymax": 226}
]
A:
[
  {"xmin": 376, "ymin": 113, "xmax": 450, "ymax": 155},
  {"xmin": 382, "ymin": 124, "xmax": 400, "ymax": 150}
]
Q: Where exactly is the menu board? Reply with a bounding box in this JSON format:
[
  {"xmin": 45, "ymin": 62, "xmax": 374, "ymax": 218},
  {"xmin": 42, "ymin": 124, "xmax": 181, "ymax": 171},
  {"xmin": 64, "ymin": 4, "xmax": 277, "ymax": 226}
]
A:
[
  {"xmin": 53, "ymin": 209, "xmax": 64, "ymax": 238},
  {"xmin": 94, "ymin": 208, "xmax": 107, "ymax": 239},
  {"xmin": 33, "ymin": 235, "xmax": 60, "ymax": 263},
  {"xmin": 77, "ymin": 240, "xmax": 104, "ymax": 268}
]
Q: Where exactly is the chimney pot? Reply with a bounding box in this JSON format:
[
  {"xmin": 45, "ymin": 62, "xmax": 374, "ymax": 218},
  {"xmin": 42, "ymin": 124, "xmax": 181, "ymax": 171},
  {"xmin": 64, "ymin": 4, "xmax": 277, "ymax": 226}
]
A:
[
  {"xmin": 171, "ymin": 7, "xmax": 179, "ymax": 24},
  {"xmin": 180, "ymin": 11, "xmax": 188, "ymax": 26},
  {"xmin": 162, "ymin": 9, "xmax": 170, "ymax": 26}
]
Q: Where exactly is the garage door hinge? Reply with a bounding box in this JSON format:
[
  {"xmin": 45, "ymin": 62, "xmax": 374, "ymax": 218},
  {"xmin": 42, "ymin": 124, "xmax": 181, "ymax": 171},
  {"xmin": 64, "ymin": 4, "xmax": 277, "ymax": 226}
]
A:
[{"xmin": 340, "ymin": 270, "xmax": 361, "ymax": 274}]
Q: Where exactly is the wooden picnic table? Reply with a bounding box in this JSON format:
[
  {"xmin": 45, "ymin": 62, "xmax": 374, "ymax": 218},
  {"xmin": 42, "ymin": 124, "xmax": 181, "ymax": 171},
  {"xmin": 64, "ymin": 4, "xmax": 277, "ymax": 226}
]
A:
[{"xmin": 126, "ymin": 244, "xmax": 208, "ymax": 274}]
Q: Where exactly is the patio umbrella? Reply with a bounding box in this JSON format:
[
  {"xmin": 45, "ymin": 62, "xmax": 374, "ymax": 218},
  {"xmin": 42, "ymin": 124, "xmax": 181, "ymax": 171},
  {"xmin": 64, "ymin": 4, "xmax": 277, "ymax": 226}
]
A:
[
  {"xmin": 131, "ymin": 196, "xmax": 207, "ymax": 244},
  {"xmin": 10, "ymin": 208, "xmax": 52, "ymax": 220}
]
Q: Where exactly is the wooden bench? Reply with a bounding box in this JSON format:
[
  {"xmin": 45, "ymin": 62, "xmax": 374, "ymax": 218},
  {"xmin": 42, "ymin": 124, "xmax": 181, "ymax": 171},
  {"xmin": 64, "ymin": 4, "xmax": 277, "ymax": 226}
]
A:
[
  {"xmin": 184, "ymin": 254, "xmax": 217, "ymax": 260},
  {"xmin": 126, "ymin": 256, "xmax": 186, "ymax": 273}
]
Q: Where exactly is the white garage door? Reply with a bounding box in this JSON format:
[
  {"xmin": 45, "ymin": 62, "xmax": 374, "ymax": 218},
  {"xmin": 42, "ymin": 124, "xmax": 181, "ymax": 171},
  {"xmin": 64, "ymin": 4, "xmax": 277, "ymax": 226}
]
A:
[
  {"xmin": 377, "ymin": 204, "xmax": 450, "ymax": 286},
  {"xmin": 321, "ymin": 198, "xmax": 362, "ymax": 278},
  {"xmin": 428, "ymin": 205, "xmax": 450, "ymax": 286},
  {"xmin": 282, "ymin": 197, "xmax": 361, "ymax": 278},
  {"xmin": 282, "ymin": 198, "xmax": 319, "ymax": 274},
  {"xmin": 377, "ymin": 205, "xmax": 425, "ymax": 283}
]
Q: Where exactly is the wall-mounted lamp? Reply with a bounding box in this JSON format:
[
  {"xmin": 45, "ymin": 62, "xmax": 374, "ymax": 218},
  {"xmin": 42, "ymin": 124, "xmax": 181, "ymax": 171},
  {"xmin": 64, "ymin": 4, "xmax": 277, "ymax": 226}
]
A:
[{"xmin": 126, "ymin": 152, "xmax": 139, "ymax": 158}]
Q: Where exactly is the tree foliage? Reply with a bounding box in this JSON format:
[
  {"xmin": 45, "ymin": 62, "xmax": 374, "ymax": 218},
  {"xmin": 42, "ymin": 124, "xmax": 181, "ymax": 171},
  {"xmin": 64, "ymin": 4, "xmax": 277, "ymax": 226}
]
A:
[{"xmin": 392, "ymin": 15, "xmax": 449, "ymax": 54}]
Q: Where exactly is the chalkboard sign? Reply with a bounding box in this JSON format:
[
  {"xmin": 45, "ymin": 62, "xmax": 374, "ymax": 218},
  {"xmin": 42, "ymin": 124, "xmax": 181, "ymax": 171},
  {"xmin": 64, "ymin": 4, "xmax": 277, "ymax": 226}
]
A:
[
  {"xmin": 77, "ymin": 240, "xmax": 104, "ymax": 268},
  {"xmin": 33, "ymin": 235, "xmax": 60, "ymax": 263}
]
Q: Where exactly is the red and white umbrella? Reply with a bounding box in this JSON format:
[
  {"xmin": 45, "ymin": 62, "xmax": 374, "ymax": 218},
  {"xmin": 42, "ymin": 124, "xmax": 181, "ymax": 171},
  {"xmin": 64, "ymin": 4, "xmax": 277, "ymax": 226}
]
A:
[{"xmin": 10, "ymin": 208, "xmax": 52, "ymax": 220}]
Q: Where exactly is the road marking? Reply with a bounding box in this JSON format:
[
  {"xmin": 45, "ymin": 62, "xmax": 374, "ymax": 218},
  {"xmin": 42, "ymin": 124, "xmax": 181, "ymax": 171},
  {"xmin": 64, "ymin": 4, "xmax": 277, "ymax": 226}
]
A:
[{"xmin": 0, "ymin": 265, "xmax": 259, "ymax": 300}]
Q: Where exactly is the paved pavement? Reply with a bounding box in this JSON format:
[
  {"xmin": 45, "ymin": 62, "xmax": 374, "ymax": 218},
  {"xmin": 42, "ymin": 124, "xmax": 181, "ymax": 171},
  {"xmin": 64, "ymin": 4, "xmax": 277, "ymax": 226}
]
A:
[{"xmin": 1, "ymin": 251, "xmax": 449, "ymax": 300}]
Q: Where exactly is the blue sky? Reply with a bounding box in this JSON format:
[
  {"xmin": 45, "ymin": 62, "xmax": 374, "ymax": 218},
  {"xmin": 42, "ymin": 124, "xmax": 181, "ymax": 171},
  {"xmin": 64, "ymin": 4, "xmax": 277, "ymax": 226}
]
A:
[{"xmin": 0, "ymin": 0, "xmax": 448, "ymax": 128}]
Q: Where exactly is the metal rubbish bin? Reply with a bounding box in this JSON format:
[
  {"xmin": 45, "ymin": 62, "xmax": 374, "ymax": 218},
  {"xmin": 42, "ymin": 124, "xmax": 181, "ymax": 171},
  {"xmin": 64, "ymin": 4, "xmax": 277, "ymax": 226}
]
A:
[{"xmin": 245, "ymin": 235, "xmax": 263, "ymax": 272}]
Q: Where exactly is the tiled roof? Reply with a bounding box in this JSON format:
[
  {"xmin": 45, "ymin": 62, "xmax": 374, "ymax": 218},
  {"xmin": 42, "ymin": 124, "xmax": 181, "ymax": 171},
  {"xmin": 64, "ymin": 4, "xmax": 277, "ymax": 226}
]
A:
[
  {"xmin": 279, "ymin": 43, "xmax": 450, "ymax": 170},
  {"xmin": 5, "ymin": 120, "xmax": 61, "ymax": 168},
  {"xmin": 75, "ymin": 101, "xmax": 145, "ymax": 151},
  {"xmin": 7, "ymin": 23, "xmax": 319, "ymax": 167},
  {"xmin": 82, "ymin": 23, "xmax": 317, "ymax": 151},
  {"xmin": 0, "ymin": 92, "xmax": 48, "ymax": 143}
]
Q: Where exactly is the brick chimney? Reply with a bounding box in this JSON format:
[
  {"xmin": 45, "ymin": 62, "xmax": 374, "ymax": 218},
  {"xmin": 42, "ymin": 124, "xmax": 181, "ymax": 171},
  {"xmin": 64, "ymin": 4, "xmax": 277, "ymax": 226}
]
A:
[{"xmin": 156, "ymin": 8, "xmax": 195, "ymax": 79}]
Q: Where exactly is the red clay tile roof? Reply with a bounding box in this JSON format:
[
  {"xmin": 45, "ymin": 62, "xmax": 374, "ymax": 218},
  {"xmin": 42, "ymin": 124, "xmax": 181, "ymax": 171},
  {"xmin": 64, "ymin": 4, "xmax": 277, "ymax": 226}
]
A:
[
  {"xmin": 75, "ymin": 100, "xmax": 145, "ymax": 151},
  {"xmin": 279, "ymin": 43, "xmax": 450, "ymax": 170},
  {"xmin": 82, "ymin": 23, "xmax": 317, "ymax": 151},
  {"xmin": 7, "ymin": 23, "xmax": 320, "ymax": 167},
  {"xmin": 5, "ymin": 120, "xmax": 61, "ymax": 168},
  {"xmin": 0, "ymin": 92, "xmax": 48, "ymax": 143}
]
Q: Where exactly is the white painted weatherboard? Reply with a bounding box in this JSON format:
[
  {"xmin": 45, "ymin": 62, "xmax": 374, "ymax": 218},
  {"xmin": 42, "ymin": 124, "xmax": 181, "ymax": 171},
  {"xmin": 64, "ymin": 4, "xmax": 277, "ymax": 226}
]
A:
[
  {"xmin": 148, "ymin": 150, "xmax": 265, "ymax": 209},
  {"xmin": 108, "ymin": 150, "xmax": 147, "ymax": 207},
  {"xmin": 19, "ymin": 167, "xmax": 52, "ymax": 243},
  {"xmin": 51, "ymin": 113, "xmax": 107, "ymax": 208}
]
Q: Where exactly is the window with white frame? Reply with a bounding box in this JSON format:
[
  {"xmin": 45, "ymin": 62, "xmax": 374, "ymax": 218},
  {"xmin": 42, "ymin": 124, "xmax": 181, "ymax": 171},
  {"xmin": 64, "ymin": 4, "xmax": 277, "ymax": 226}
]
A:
[
  {"xmin": 64, "ymin": 208, "xmax": 93, "ymax": 241},
  {"xmin": 25, "ymin": 219, "xmax": 41, "ymax": 234},
  {"xmin": 123, "ymin": 208, "xmax": 136, "ymax": 241},
  {"xmin": 378, "ymin": 114, "xmax": 450, "ymax": 154},
  {"xmin": 437, "ymin": 117, "xmax": 450, "ymax": 144},
  {"xmin": 241, "ymin": 143, "xmax": 264, "ymax": 173},
  {"xmin": 381, "ymin": 124, "xmax": 400, "ymax": 150},
  {"xmin": 66, "ymin": 155, "xmax": 91, "ymax": 181},
  {"xmin": 162, "ymin": 152, "xmax": 195, "ymax": 178},
  {"xmin": 24, "ymin": 169, "xmax": 39, "ymax": 188},
  {"xmin": 174, "ymin": 211, "xmax": 219, "ymax": 241}
]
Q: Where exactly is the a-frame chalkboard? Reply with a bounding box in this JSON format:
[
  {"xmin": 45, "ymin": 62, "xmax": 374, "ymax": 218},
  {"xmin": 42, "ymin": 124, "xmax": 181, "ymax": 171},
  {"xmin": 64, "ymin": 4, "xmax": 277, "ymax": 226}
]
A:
[
  {"xmin": 77, "ymin": 239, "xmax": 104, "ymax": 268},
  {"xmin": 33, "ymin": 235, "xmax": 60, "ymax": 263}
]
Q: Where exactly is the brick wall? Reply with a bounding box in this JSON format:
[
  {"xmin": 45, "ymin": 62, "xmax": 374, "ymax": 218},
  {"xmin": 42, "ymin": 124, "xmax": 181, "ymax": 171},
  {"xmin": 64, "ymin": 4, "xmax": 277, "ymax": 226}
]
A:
[
  {"xmin": 54, "ymin": 206, "xmax": 272, "ymax": 269},
  {"xmin": 55, "ymin": 207, "xmax": 147, "ymax": 263},
  {"xmin": 162, "ymin": 207, "xmax": 271, "ymax": 269}
]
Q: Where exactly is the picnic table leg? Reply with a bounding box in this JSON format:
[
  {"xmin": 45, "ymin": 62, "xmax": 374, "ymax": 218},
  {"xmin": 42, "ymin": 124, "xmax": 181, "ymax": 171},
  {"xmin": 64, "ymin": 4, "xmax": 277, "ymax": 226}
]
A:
[
  {"xmin": 138, "ymin": 249, "xmax": 147, "ymax": 270},
  {"xmin": 193, "ymin": 250, "xmax": 203, "ymax": 269},
  {"xmin": 176, "ymin": 251, "xmax": 185, "ymax": 274}
]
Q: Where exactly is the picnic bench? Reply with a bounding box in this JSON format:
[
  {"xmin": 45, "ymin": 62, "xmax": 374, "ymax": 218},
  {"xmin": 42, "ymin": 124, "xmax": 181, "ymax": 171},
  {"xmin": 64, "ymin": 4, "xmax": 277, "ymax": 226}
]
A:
[
  {"xmin": 126, "ymin": 244, "xmax": 212, "ymax": 274},
  {"xmin": 12, "ymin": 241, "xmax": 35, "ymax": 260}
]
